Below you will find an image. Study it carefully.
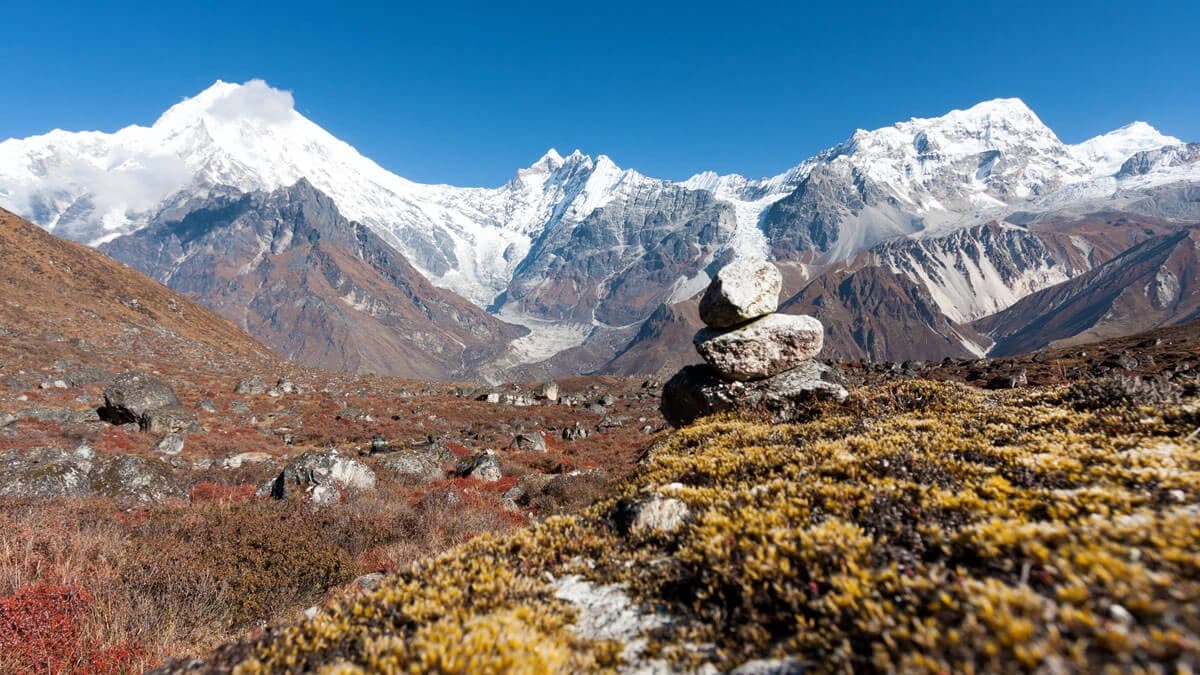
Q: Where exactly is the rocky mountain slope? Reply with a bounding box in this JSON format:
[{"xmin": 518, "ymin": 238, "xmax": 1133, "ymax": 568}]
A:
[
  {"xmin": 101, "ymin": 179, "xmax": 525, "ymax": 379},
  {"xmin": 976, "ymin": 226, "xmax": 1200, "ymax": 355},
  {"xmin": 0, "ymin": 207, "xmax": 675, "ymax": 672},
  {"xmin": 3, "ymin": 81, "xmax": 1199, "ymax": 377},
  {"xmin": 0, "ymin": 207, "xmax": 272, "ymax": 370}
]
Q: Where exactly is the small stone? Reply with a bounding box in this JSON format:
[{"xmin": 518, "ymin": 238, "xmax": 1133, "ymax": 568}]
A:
[
  {"xmin": 455, "ymin": 449, "xmax": 502, "ymax": 482},
  {"xmin": 509, "ymin": 432, "xmax": 548, "ymax": 452},
  {"xmin": 694, "ymin": 314, "xmax": 824, "ymax": 381},
  {"xmin": 625, "ymin": 495, "xmax": 689, "ymax": 535},
  {"xmin": 537, "ymin": 382, "xmax": 560, "ymax": 402},
  {"xmin": 155, "ymin": 433, "xmax": 185, "ymax": 455},
  {"xmin": 234, "ymin": 376, "xmax": 268, "ymax": 395},
  {"xmin": 223, "ymin": 451, "xmax": 273, "ymax": 469},
  {"xmin": 699, "ymin": 258, "xmax": 782, "ymax": 328}
]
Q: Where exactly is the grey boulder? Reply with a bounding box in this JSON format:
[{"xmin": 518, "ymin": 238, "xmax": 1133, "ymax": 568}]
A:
[
  {"xmin": 661, "ymin": 361, "xmax": 848, "ymax": 427},
  {"xmin": 509, "ymin": 432, "xmax": 548, "ymax": 452},
  {"xmin": 455, "ymin": 449, "xmax": 502, "ymax": 482},
  {"xmin": 101, "ymin": 371, "xmax": 180, "ymax": 428},
  {"xmin": 377, "ymin": 451, "xmax": 446, "ymax": 486},
  {"xmin": 259, "ymin": 450, "xmax": 377, "ymax": 504},
  {"xmin": 694, "ymin": 313, "xmax": 824, "ymax": 381},
  {"xmin": 0, "ymin": 447, "xmax": 92, "ymax": 498},
  {"xmin": 698, "ymin": 258, "xmax": 782, "ymax": 328},
  {"xmin": 91, "ymin": 455, "xmax": 188, "ymax": 505}
]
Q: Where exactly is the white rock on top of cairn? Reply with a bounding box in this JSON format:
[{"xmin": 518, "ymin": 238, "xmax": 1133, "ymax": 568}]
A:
[
  {"xmin": 694, "ymin": 313, "xmax": 825, "ymax": 381},
  {"xmin": 698, "ymin": 258, "xmax": 782, "ymax": 328}
]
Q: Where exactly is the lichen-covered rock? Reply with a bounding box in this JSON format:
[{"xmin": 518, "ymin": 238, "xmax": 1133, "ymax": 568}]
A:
[
  {"xmin": 234, "ymin": 375, "xmax": 268, "ymax": 395},
  {"xmin": 377, "ymin": 451, "xmax": 446, "ymax": 486},
  {"xmin": 101, "ymin": 371, "xmax": 180, "ymax": 427},
  {"xmin": 143, "ymin": 405, "xmax": 200, "ymax": 434},
  {"xmin": 694, "ymin": 313, "xmax": 825, "ymax": 381},
  {"xmin": 155, "ymin": 433, "xmax": 185, "ymax": 455},
  {"xmin": 91, "ymin": 455, "xmax": 188, "ymax": 505},
  {"xmin": 259, "ymin": 450, "xmax": 377, "ymax": 503},
  {"xmin": 698, "ymin": 258, "xmax": 782, "ymax": 328},
  {"xmin": 509, "ymin": 432, "xmax": 548, "ymax": 452},
  {"xmin": 0, "ymin": 447, "xmax": 91, "ymax": 498},
  {"xmin": 222, "ymin": 451, "xmax": 274, "ymax": 470},
  {"xmin": 538, "ymin": 381, "xmax": 560, "ymax": 402},
  {"xmin": 661, "ymin": 361, "xmax": 848, "ymax": 426},
  {"xmin": 454, "ymin": 449, "xmax": 502, "ymax": 482}
]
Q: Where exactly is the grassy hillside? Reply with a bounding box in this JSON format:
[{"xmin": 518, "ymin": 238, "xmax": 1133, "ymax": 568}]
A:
[{"xmin": 185, "ymin": 377, "xmax": 1200, "ymax": 673}]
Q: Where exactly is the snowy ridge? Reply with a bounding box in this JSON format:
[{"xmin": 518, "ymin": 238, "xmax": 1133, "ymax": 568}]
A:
[
  {"xmin": 2, "ymin": 80, "xmax": 1198, "ymax": 370},
  {"xmin": 0, "ymin": 80, "xmax": 658, "ymax": 307}
]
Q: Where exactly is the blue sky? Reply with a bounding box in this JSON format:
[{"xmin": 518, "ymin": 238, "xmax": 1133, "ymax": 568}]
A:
[{"xmin": 3, "ymin": 0, "xmax": 1197, "ymax": 186}]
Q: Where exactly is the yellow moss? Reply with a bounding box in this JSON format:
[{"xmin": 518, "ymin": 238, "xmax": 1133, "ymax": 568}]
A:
[{"xmin": 196, "ymin": 380, "xmax": 1200, "ymax": 673}]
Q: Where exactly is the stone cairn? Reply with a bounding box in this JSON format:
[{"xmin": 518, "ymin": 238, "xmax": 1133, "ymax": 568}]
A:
[{"xmin": 661, "ymin": 258, "xmax": 848, "ymax": 426}]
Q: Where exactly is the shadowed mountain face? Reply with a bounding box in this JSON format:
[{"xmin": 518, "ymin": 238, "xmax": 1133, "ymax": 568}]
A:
[
  {"xmin": 102, "ymin": 180, "xmax": 526, "ymax": 379},
  {"xmin": 779, "ymin": 265, "xmax": 988, "ymax": 362},
  {"xmin": 976, "ymin": 226, "xmax": 1200, "ymax": 356}
]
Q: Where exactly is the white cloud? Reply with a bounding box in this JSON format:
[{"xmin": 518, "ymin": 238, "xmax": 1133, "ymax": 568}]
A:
[{"xmin": 207, "ymin": 79, "xmax": 295, "ymax": 123}]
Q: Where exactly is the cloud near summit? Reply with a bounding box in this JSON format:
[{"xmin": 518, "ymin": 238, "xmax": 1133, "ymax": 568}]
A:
[{"xmin": 207, "ymin": 79, "xmax": 295, "ymax": 123}]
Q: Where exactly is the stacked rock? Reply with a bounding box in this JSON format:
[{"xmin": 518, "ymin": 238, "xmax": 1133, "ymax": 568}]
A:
[{"xmin": 661, "ymin": 258, "xmax": 848, "ymax": 427}]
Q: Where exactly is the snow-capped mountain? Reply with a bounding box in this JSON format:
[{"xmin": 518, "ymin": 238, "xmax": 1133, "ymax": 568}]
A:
[
  {"xmin": 0, "ymin": 80, "xmax": 660, "ymax": 309},
  {"xmin": 2, "ymin": 80, "xmax": 1198, "ymax": 376}
]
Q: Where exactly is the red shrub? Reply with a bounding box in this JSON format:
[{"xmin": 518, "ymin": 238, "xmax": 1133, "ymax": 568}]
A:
[
  {"xmin": 97, "ymin": 427, "xmax": 136, "ymax": 452},
  {"xmin": 189, "ymin": 482, "xmax": 257, "ymax": 503},
  {"xmin": 0, "ymin": 582, "xmax": 142, "ymax": 674}
]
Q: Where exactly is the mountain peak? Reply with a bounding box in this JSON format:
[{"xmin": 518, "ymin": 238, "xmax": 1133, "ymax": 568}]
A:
[
  {"xmin": 1070, "ymin": 120, "xmax": 1182, "ymax": 176},
  {"xmin": 154, "ymin": 79, "xmax": 298, "ymax": 130}
]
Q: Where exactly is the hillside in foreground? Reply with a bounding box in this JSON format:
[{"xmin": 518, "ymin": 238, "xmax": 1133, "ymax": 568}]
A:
[
  {"xmin": 0, "ymin": 208, "xmax": 667, "ymax": 673},
  {"xmin": 174, "ymin": 372, "xmax": 1200, "ymax": 673}
]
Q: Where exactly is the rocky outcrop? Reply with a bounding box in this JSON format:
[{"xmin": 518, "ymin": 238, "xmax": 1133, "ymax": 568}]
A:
[
  {"xmin": 99, "ymin": 371, "xmax": 181, "ymax": 429},
  {"xmin": 662, "ymin": 261, "xmax": 848, "ymax": 425},
  {"xmin": 454, "ymin": 450, "xmax": 502, "ymax": 482},
  {"xmin": 259, "ymin": 449, "xmax": 377, "ymax": 505},
  {"xmin": 0, "ymin": 447, "xmax": 93, "ymax": 498},
  {"xmin": 103, "ymin": 180, "xmax": 526, "ymax": 379},
  {"xmin": 91, "ymin": 455, "xmax": 189, "ymax": 505}
]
